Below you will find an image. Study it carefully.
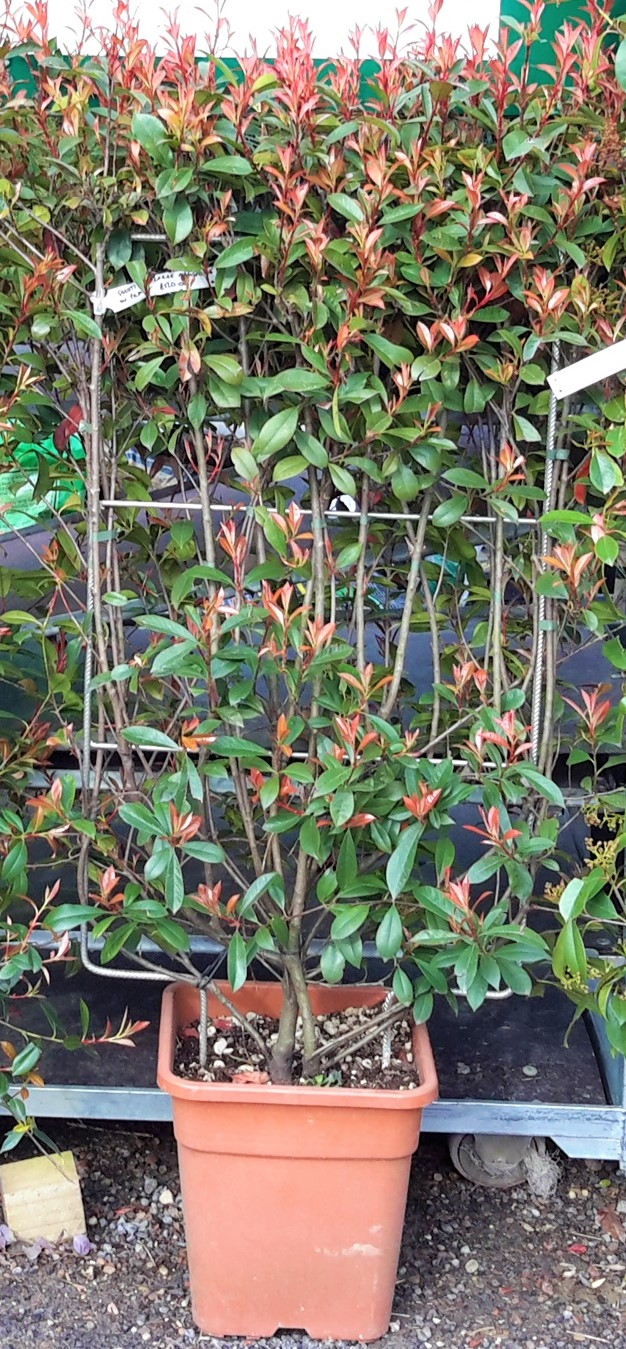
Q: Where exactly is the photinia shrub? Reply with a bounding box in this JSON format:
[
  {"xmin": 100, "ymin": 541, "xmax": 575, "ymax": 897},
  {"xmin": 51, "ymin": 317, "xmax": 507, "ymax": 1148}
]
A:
[{"xmin": 0, "ymin": 0, "xmax": 625, "ymax": 1075}]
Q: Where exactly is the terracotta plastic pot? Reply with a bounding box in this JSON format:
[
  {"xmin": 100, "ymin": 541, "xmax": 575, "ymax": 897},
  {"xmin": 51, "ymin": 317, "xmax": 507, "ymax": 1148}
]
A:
[{"xmin": 158, "ymin": 980, "xmax": 438, "ymax": 1342}]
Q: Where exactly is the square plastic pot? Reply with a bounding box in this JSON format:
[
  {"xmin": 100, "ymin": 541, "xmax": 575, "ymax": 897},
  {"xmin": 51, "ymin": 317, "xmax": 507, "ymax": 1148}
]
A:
[{"xmin": 157, "ymin": 980, "xmax": 438, "ymax": 1341}]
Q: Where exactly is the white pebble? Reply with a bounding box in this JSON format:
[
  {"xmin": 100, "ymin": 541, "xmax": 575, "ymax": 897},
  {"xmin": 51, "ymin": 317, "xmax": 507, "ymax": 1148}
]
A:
[
  {"xmin": 213, "ymin": 1038, "xmax": 228, "ymax": 1055},
  {"xmin": 158, "ymin": 1189, "xmax": 174, "ymax": 1206}
]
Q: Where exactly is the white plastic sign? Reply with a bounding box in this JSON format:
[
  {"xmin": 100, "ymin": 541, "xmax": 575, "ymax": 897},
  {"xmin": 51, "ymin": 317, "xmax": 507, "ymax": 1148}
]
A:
[
  {"xmin": 91, "ymin": 271, "xmax": 213, "ymax": 315},
  {"xmin": 548, "ymin": 338, "xmax": 626, "ymax": 400}
]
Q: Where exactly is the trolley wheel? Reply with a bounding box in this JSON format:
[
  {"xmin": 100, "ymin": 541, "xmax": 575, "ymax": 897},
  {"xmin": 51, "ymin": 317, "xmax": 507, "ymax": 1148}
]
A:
[{"xmin": 448, "ymin": 1132, "xmax": 538, "ymax": 1188}]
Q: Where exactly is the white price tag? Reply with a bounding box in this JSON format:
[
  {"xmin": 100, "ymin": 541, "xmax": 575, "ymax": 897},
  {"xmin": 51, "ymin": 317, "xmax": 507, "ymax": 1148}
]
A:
[
  {"xmin": 91, "ymin": 270, "xmax": 216, "ymax": 315},
  {"xmin": 548, "ymin": 337, "xmax": 626, "ymax": 399}
]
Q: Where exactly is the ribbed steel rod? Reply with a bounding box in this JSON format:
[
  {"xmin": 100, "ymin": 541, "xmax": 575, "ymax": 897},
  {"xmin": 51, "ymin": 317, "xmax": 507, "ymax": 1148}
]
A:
[
  {"xmin": 100, "ymin": 498, "xmax": 538, "ymax": 526},
  {"xmin": 531, "ymin": 341, "xmax": 561, "ymax": 766}
]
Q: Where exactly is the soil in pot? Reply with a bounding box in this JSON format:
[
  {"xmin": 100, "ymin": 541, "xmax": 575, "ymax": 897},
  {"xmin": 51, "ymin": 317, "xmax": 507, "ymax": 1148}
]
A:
[{"xmin": 175, "ymin": 1002, "xmax": 421, "ymax": 1089}]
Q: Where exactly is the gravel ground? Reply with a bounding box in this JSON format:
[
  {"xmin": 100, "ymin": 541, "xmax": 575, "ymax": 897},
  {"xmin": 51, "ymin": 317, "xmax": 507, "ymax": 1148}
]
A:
[{"xmin": 1, "ymin": 1124, "xmax": 626, "ymax": 1349}]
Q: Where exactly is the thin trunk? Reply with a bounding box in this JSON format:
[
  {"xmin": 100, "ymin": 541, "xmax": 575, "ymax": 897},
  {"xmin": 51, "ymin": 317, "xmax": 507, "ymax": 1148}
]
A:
[
  {"xmin": 355, "ymin": 476, "xmax": 369, "ymax": 673},
  {"xmin": 381, "ymin": 493, "xmax": 431, "ymax": 720}
]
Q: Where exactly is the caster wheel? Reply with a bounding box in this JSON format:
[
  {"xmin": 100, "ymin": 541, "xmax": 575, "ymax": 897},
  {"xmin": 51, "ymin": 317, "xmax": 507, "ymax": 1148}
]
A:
[{"xmin": 449, "ymin": 1133, "xmax": 537, "ymax": 1188}]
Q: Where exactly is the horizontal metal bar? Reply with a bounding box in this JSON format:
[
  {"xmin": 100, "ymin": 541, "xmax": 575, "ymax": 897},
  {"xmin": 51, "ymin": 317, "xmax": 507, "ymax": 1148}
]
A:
[
  {"xmin": 424, "ymin": 1099, "xmax": 625, "ymax": 1148},
  {"xmin": 3, "ymin": 1086, "xmax": 623, "ymax": 1155},
  {"xmin": 88, "ymin": 741, "xmax": 474, "ymax": 768},
  {"xmin": 99, "ymin": 500, "xmax": 538, "ymax": 526}
]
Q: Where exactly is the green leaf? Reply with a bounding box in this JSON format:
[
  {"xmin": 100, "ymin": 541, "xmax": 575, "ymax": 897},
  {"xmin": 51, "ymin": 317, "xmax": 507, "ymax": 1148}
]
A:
[
  {"xmin": 132, "ymin": 112, "xmax": 170, "ymax": 162},
  {"xmin": 596, "ymin": 535, "xmax": 619, "ymax": 566},
  {"xmin": 227, "ymin": 932, "xmax": 248, "ymax": 992},
  {"xmin": 393, "ymin": 967, "xmax": 414, "ymax": 1005},
  {"xmin": 137, "ymin": 615, "xmax": 197, "ymax": 641},
  {"xmin": 65, "ymin": 309, "xmax": 103, "ymax": 341},
  {"xmin": 412, "ymin": 991, "xmax": 434, "ymax": 1024},
  {"xmin": 435, "ymin": 837, "xmax": 455, "ymax": 878},
  {"xmin": 232, "ymin": 447, "xmax": 258, "ymax": 481},
  {"xmin": 152, "ymin": 639, "xmax": 199, "ymax": 677},
  {"xmin": 11, "ymin": 1043, "xmax": 42, "ymax": 1077},
  {"xmin": 45, "ymin": 904, "xmax": 97, "ymax": 931},
  {"xmin": 215, "ymin": 239, "xmax": 254, "ymax": 269},
  {"xmin": 336, "ymin": 542, "xmax": 362, "ymax": 569},
  {"xmin": 365, "ymin": 334, "xmax": 414, "ymax": 367},
  {"xmin": 513, "ymin": 414, "xmax": 541, "ymax": 443},
  {"xmin": 295, "ymin": 431, "xmax": 328, "ymax": 467},
  {"xmin": 329, "ymin": 464, "xmax": 356, "ymax": 496},
  {"xmin": 328, "ymin": 192, "xmax": 364, "ymax": 223},
  {"xmin": 108, "ymin": 227, "xmax": 132, "ymax": 270},
  {"xmin": 498, "ymin": 960, "xmax": 532, "ymax": 995},
  {"xmin": 464, "ymin": 380, "xmax": 491, "ymax": 414},
  {"xmin": 239, "ymin": 873, "xmax": 279, "ymax": 917},
  {"xmin": 273, "ymin": 454, "xmax": 308, "ymax": 482},
  {"xmin": 392, "ymin": 464, "xmax": 421, "ymax": 502},
  {"xmin": 590, "ymin": 449, "xmax": 622, "ymax": 495},
  {"xmin": 376, "ymin": 906, "xmax": 404, "ymax": 960},
  {"xmin": 542, "ymin": 508, "xmax": 592, "ymax": 528},
  {"xmin": 271, "ymin": 369, "xmax": 329, "ymax": 394},
  {"xmin": 320, "ymin": 944, "xmax": 345, "ymax": 983},
  {"xmin": 337, "ymin": 829, "xmax": 357, "ymax": 887},
  {"xmin": 170, "ymin": 564, "xmax": 231, "ymax": 607},
  {"xmin": 386, "ymin": 823, "xmax": 422, "ymax": 900},
  {"xmin": 163, "ymin": 195, "xmax": 193, "ymax": 245},
  {"xmin": 514, "ymin": 764, "xmax": 564, "ymax": 807},
  {"xmin": 31, "ymin": 314, "xmax": 53, "ymax": 339},
  {"xmin": 431, "ymin": 495, "xmax": 468, "ymax": 528},
  {"xmin": 188, "ymin": 393, "xmax": 207, "ymax": 429},
  {"xmin": 252, "ymin": 408, "xmax": 299, "ymax": 461},
  {"xmin": 204, "ymin": 155, "xmax": 252, "ymax": 176},
  {"xmin": 260, "ymin": 776, "xmax": 280, "ymax": 809},
  {"xmin": 615, "ymin": 36, "xmax": 626, "ymax": 91},
  {"xmin": 204, "ymin": 353, "xmax": 243, "ymax": 383},
  {"xmin": 164, "ymin": 848, "xmax": 185, "ymax": 912},
  {"xmin": 212, "ymin": 735, "xmax": 269, "ymax": 757},
  {"xmin": 411, "ymin": 355, "xmax": 441, "ymax": 381},
  {"xmin": 331, "ymin": 904, "xmax": 370, "ymax": 940},
  {"xmin": 558, "ymin": 877, "xmax": 586, "ymax": 922},
  {"xmin": 330, "ymin": 790, "xmax": 355, "ymax": 828},
  {"xmin": 300, "ymin": 815, "xmax": 323, "ymax": 861},
  {"xmin": 519, "ymin": 363, "xmax": 546, "ymax": 386},
  {"xmin": 123, "ymin": 726, "xmax": 180, "ymax": 751},
  {"xmin": 135, "ymin": 355, "xmax": 164, "ymax": 392},
  {"xmin": 152, "ymin": 917, "xmax": 190, "ymax": 953},
  {"xmin": 444, "ymin": 468, "xmax": 487, "ymax": 489},
  {"xmin": 1, "ymin": 1130, "xmax": 26, "ymax": 1153},
  {"xmin": 118, "ymin": 802, "xmax": 158, "ymax": 834},
  {"xmin": 156, "ymin": 165, "xmax": 194, "ymax": 198},
  {"xmin": 183, "ymin": 842, "xmax": 226, "ymax": 863},
  {"xmin": 605, "ymin": 637, "xmax": 626, "ymax": 671},
  {"xmin": 466, "ymin": 852, "xmax": 502, "ymax": 884},
  {"xmin": 553, "ymin": 920, "xmax": 587, "ymax": 981}
]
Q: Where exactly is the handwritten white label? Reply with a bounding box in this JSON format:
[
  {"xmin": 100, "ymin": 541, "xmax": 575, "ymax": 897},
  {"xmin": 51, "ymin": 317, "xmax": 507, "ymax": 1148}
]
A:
[
  {"xmin": 91, "ymin": 271, "xmax": 216, "ymax": 316},
  {"xmin": 548, "ymin": 337, "xmax": 626, "ymax": 399}
]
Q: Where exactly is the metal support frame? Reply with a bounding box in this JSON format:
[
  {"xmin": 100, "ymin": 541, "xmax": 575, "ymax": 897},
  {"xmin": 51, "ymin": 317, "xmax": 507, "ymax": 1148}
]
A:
[{"xmin": 14, "ymin": 289, "xmax": 624, "ymax": 1172}]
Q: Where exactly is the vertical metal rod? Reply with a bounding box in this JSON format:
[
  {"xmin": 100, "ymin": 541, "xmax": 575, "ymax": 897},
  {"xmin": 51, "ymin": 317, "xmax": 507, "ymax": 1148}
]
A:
[
  {"xmin": 199, "ymin": 986, "xmax": 209, "ymax": 1070},
  {"xmin": 531, "ymin": 340, "xmax": 561, "ymax": 766},
  {"xmin": 381, "ymin": 990, "xmax": 394, "ymax": 1069}
]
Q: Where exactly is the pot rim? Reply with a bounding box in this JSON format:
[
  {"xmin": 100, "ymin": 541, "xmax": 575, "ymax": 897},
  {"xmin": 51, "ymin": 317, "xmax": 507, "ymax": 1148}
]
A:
[{"xmin": 157, "ymin": 980, "xmax": 439, "ymax": 1110}]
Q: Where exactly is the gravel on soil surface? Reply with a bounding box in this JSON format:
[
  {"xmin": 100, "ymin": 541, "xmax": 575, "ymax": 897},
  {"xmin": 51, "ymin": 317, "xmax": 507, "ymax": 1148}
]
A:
[
  {"xmin": 176, "ymin": 1006, "xmax": 419, "ymax": 1089},
  {"xmin": 1, "ymin": 1123, "xmax": 626, "ymax": 1349}
]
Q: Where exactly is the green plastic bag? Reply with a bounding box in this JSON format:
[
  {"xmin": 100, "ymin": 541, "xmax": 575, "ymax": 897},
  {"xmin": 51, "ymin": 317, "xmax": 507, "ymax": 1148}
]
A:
[{"xmin": 0, "ymin": 434, "xmax": 85, "ymax": 533}]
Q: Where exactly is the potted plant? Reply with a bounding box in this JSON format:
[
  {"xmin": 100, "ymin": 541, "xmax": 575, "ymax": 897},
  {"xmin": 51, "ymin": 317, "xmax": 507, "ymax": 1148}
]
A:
[{"xmin": 4, "ymin": 0, "xmax": 626, "ymax": 1336}]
